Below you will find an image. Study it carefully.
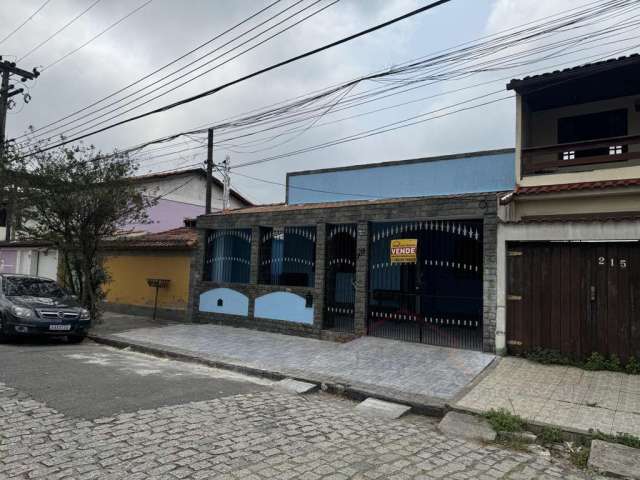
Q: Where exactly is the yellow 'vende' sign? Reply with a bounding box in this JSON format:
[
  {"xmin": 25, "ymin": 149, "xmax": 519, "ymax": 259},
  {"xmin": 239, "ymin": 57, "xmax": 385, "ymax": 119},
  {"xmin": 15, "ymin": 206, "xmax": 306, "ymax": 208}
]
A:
[{"xmin": 390, "ymin": 239, "xmax": 417, "ymax": 263}]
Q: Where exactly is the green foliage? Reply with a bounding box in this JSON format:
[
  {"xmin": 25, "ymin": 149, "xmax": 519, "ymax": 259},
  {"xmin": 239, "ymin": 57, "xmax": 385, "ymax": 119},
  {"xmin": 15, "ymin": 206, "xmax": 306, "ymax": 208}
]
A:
[
  {"xmin": 539, "ymin": 427, "xmax": 563, "ymax": 445},
  {"xmin": 525, "ymin": 348, "xmax": 573, "ymax": 366},
  {"xmin": 583, "ymin": 352, "xmax": 607, "ymax": 371},
  {"xmin": 525, "ymin": 349, "xmax": 639, "ymax": 375},
  {"xmin": 569, "ymin": 447, "xmax": 590, "ymax": 469},
  {"xmin": 484, "ymin": 408, "xmax": 525, "ymax": 433},
  {"xmin": 13, "ymin": 142, "xmax": 155, "ymax": 321},
  {"xmin": 592, "ymin": 430, "xmax": 640, "ymax": 449},
  {"xmin": 625, "ymin": 356, "xmax": 640, "ymax": 375}
]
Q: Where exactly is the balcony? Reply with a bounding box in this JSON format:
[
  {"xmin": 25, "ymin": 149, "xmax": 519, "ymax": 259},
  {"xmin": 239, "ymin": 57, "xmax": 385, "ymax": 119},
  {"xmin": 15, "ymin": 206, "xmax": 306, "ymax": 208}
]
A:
[{"xmin": 522, "ymin": 134, "xmax": 640, "ymax": 175}]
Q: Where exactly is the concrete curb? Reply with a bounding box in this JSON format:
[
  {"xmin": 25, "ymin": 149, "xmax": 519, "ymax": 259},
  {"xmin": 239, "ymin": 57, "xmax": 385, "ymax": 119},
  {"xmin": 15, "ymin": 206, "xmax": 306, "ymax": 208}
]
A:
[{"xmin": 89, "ymin": 333, "xmax": 447, "ymax": 418}]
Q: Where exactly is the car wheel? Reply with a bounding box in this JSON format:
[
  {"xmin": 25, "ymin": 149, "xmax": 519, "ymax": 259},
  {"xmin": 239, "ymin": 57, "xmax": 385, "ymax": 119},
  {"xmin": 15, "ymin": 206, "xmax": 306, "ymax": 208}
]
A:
[{"xmin": 67, "ymin": 334, "xmax": 86, "ymax": 344}]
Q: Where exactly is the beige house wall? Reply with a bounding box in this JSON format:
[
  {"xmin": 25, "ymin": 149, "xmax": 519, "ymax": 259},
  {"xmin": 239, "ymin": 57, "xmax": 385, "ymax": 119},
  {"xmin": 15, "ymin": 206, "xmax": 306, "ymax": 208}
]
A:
[{"xmin": 500, "ymin": 188, "xmax": 640, "ymax": 222}]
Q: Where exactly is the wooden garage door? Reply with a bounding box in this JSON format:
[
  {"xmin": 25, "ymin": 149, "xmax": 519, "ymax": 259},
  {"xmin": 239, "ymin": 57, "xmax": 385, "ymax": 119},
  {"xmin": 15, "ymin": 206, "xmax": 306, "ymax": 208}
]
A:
[{"xmin": 507, "ymin": 242, "xmax": 640, "ymax": 362}]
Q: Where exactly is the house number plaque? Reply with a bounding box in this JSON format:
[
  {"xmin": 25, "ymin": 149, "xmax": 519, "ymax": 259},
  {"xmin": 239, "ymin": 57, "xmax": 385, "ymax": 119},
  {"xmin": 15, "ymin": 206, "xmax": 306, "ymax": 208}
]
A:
[{"xmin": 597, "ymin": 257, "xmax": 628, "ymax": 268}]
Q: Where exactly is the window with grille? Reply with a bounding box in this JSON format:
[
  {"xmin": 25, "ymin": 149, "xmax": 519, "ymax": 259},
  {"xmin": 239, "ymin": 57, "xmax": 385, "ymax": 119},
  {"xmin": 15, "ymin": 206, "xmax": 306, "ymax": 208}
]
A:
[
  {"xmin": 204, "ymin": 229, "xmax": 252, "ymax": 283},
  {"xmin": 259, "ymin": 226, "xmax": 316, "ymax": 287}
]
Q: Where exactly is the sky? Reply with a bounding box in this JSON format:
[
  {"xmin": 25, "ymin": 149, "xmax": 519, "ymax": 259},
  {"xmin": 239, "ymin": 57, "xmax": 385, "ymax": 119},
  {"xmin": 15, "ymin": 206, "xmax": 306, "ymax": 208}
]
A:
[{"xmin": 1, "ymin": 0, "xmax": 639, "ymax": 204}]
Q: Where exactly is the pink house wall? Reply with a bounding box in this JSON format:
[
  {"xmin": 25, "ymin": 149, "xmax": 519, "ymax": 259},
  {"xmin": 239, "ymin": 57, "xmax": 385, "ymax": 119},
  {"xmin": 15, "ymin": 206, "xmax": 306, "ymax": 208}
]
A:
[{"xmin": 129, "ymin": 198, "xmax": 206, "ymax": 233}]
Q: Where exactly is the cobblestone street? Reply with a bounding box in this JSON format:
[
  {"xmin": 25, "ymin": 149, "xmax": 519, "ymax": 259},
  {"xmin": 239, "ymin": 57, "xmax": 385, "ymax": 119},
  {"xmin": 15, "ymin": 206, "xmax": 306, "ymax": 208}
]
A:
[{"xmin": 0, "ymin": 344, "xmax": 606, "ymax": 480}]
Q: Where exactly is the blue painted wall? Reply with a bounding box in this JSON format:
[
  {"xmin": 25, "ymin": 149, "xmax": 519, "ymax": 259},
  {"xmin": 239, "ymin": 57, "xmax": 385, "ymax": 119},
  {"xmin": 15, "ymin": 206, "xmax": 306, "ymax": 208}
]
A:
[
  {"xmin": 199, "ymin": 288, "xmax": 249, "ymax": 316},
  {"xmin": 287, "ymin": 151, "xmax": 515, "ymax": 204},
  {"xmin": 254, "ymin": 292, "xmax": 314, "ymax": 324}
]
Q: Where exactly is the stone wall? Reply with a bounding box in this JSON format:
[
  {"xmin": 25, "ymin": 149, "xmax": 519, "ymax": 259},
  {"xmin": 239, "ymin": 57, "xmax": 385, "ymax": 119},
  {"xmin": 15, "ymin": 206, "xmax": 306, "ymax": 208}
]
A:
[{"xmin": 187, "ymin": 193, "xmax": 500, "ymax": 352}]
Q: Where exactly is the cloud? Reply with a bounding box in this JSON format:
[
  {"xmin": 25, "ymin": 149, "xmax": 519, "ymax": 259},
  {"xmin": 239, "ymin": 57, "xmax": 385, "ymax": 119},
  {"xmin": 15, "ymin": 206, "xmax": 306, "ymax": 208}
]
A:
[{"xmin": 3, "ymin": 0, "xmax": 638, "ymax": 203}]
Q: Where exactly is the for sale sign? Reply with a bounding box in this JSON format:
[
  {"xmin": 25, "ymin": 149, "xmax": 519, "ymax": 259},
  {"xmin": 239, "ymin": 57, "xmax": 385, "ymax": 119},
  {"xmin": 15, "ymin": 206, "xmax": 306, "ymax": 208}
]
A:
[{"xmin": 390, "ymin": 239, "xmax": 417, "ymax": 264}]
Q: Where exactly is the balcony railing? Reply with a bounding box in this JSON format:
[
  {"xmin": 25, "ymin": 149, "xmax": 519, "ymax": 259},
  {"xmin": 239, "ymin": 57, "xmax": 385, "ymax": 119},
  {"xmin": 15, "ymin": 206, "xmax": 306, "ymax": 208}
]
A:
[{"xmin": 521, "ymin": 134, "xmax": 640, "ymax": 175}]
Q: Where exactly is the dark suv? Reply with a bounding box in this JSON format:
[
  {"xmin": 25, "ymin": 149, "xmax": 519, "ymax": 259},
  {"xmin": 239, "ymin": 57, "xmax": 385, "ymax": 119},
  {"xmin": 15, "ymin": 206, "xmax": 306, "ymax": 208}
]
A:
[{"xmin": 0, "ymin": 274, "xmax": 91, "ymax": 342}]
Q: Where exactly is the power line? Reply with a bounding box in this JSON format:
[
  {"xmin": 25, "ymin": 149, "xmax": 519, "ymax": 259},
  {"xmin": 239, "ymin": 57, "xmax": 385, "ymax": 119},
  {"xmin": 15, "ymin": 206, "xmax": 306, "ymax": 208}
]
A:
[
  {"xmin": 43, "ymin": 0, "xmax": 155, "ymax": 71},
  {"xmin": 0, "ymin": 0, "xmax": 53, "ymax": 47},
  {"xmin": 231, "ymin": 170, "xmax": 383, "ymax": 198},
  {"xmin": 30, "ymin": 0, "xmax": 338, "ymax": 143},
  {"xmin": 19, "ymin": 0, "xmax": 103, "ymax": 61},
  {"xmin": 22, "ymin": 0, "xmax": 453, "ymax": 155},
  {"xmin": 17, "ymin": 0, "xmax": 284, "ymax": 138}
]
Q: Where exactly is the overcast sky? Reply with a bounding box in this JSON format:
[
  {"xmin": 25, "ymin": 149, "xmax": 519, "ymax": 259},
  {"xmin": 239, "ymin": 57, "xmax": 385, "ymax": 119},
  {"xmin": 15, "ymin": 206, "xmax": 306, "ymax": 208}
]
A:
[{"xmin": 2, "ymin": 0, "xmax": 638, "ymax": 203}]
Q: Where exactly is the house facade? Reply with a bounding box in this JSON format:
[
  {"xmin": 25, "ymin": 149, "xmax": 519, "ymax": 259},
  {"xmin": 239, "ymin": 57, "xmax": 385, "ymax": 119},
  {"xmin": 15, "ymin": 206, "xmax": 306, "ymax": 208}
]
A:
[
  {"xmin": 0, "ymin": 168, "xmax": 252, "ymax": 278},
  {"xmin": 497, "ymin": 55, "xmax": 640, "ymax": 361},
  {"xmin": 188, "ymin": 149, "xmax": 515, "ymax": 353}
]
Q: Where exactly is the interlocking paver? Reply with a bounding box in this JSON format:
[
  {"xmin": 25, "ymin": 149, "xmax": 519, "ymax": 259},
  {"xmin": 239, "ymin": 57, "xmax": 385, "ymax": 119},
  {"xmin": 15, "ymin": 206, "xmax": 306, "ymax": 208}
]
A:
[
  {"xmin": 109, "ymin": 324, "xmax": 494, "ymax": 400},
  {"xmin": 0, "ymin": 380, "xmax": 604, "ymax": 479}
]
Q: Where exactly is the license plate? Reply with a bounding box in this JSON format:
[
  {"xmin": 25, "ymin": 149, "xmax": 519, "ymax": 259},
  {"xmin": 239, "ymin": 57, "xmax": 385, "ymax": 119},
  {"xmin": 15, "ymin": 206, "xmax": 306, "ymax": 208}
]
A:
[{"xmin": 49, "ymin": 324, "xmax": 71, "ymax": 331}]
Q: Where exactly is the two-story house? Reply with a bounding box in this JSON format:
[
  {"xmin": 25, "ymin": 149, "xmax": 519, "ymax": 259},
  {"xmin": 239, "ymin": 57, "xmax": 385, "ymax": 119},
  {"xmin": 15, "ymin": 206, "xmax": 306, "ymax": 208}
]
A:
[{"xmin": 497, "ymin": 54, "xmax": 640, "ymax": 362}]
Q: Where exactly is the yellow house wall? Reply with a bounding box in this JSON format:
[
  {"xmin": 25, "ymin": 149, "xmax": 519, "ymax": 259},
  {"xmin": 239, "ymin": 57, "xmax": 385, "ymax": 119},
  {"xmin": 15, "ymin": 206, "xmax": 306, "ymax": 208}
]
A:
[{"xmin": 103, "ymin": 253, "xmax": 191, "ymax": 310}]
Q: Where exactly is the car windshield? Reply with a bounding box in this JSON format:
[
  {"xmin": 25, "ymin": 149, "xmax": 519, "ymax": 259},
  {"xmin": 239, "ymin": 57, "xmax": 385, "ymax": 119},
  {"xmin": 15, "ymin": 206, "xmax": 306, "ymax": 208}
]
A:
[{"xmin": 4, "ymin": 277, "xmax": 67, "ymax": 298}]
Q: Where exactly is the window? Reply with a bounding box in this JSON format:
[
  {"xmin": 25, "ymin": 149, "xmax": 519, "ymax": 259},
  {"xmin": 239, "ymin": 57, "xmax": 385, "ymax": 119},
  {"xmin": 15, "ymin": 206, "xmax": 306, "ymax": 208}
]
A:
[
  {"xmin": 259, "ymin": 226, "xmax": 316, "ymax": 287},
  {"xmin": 0, "ymin": 208, "xmax": 6, "ymax": 227},
  {"xmin": 558, "ymin": 109, "xmax": 628, "ymax": 160},
  {"xmin": 204, "ymin": 229, "xmax": 252, "ymax": 283}
]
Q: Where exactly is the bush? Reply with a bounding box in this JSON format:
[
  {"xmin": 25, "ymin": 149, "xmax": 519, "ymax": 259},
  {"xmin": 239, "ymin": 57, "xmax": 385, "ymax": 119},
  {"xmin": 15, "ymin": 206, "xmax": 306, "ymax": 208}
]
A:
[
  {"xmin": 525, "ymin": 348, "xmax": 573, "ymax": 366},
  {"xmin": 625, "ymin": 356, "xmax": 640, "ymax": 375},
  {"xmin": 539, "ymin": 426, "xmax": 563, "ymax": 445},
  {"xmin": 526, "ymin": 350, "xmax": 639, "ymax": 374},
  {"xmin": 484, "ymin": 408, "xmax": 525, "ymax": 433}
]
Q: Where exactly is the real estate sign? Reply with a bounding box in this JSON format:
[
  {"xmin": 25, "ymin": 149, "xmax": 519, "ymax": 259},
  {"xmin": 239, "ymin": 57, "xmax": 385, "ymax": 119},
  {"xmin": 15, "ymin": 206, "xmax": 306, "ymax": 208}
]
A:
[{"xmin": 390, "ymin": 239, "xmax": 417, "ymax": 264}]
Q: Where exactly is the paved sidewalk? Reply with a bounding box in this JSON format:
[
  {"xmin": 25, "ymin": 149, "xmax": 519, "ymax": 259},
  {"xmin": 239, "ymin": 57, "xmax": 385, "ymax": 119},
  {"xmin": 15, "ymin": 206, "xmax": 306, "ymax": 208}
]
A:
[
  {"xmin": 91, "ymin": 320, "xmax": 495, "ymax": 411},
  {"xmin": 455, "ymin": 357, "xmax": 640, "ymax": 436}
]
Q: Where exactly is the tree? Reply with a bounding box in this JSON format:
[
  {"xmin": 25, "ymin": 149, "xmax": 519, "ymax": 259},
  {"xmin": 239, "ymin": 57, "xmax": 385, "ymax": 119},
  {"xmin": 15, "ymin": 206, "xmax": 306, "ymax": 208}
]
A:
[{"xmin": 14, "ymin": 144, "xmax": 155, "ymax": 322}]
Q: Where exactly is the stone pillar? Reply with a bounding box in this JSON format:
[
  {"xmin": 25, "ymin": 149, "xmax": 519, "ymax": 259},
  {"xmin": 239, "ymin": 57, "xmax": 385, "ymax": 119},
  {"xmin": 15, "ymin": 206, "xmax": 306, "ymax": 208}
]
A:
[
  {"xmin": 354, "ymin": 221, "xmax": 369, "ymax": 336},
  {"xmin": 313, "ymin": 223, "xmax": 326, "ymax": 332},
  {"xmin": 185, "ymin": 228, "xmax": 207, "ymax": 323}
]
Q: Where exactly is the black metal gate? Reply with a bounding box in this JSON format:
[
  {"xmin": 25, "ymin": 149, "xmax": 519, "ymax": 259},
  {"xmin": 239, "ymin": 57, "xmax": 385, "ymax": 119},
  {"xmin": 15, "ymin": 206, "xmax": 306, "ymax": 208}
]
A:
[
  {"xmin": 367, "ymin": 219, "xmax": 483, "ymax": 350},
  {"xmin": 324, "ymin": 224, "xmax": 357, "ymax": 332}
]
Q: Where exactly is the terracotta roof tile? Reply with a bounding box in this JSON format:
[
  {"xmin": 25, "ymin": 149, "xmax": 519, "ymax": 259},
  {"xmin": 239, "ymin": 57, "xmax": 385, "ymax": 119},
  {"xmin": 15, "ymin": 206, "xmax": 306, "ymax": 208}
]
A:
[
  {"xmin": 515, "ymin": 178, "xmax": 640, "ymax": 196},
  {"xmin": 507, "ymin": 54, "xmax": 640, "ymax": 91},
  {"xmin": 103, "ymin": 227, "xmax": 198, "ymax": 250}
]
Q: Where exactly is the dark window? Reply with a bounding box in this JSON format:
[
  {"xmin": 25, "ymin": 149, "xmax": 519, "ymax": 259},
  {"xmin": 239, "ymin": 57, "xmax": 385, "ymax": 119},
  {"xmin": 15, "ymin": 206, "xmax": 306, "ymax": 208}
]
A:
[
  {"xmin": 558, "ymin": 109, "xmax": 628, "ymax": 160},
  {"xmin": 204, "ymin": 229, "xmax": 252, "ymax": 283},
  {"xmin": 259, "ymin": 226, "xmax": 316, "ymax": 287},
  {"xmin": 0, "ymin": 208, "xmax": 6, "ymax": 227}
]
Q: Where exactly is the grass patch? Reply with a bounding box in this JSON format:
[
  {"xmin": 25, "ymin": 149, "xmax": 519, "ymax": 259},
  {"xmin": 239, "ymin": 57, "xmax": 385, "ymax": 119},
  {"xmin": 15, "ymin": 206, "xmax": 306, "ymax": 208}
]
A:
[
  {"xmin": 539, "ymin": 426, "xmax": 563, "ymax": 445},
  {"xmin": 569, "ymin": 446, "xmax": 590, "ymax": 469},
  {"xmin": 484, "ymin": 408, "xmax": 525, "ymax": 433},
  {"xmin": 591, "ymin": 430, "xmax": 640, "ymax": 449},
  {"xmin": 524, "ymin": 349, "xmax": 640, "ymax": 375}
]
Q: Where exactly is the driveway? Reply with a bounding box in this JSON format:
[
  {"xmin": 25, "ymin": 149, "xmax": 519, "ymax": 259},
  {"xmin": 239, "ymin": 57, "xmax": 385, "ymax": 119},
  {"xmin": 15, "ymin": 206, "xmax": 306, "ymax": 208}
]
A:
[
  {"xmin": 455, "ymin": 357, "xmax": 640, "ymax": 436},
  {"xmin": 98, "ymin": 322, "xmax": 495, "ymax": 404}
]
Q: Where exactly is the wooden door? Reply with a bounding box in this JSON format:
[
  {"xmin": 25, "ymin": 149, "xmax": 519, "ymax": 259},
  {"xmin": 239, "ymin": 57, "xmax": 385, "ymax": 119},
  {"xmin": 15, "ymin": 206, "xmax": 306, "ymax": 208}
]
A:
[{"xmin": 506, "ymin": 242, "xmax": 640, "ymax": 362}]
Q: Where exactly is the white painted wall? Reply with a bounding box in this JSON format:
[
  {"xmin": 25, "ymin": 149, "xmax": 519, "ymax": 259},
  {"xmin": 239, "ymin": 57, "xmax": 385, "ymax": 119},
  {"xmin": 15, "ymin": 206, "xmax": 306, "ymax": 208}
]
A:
[{"xmin": 138, "ymin": 173, "xmax": 247, "ymax": 210}]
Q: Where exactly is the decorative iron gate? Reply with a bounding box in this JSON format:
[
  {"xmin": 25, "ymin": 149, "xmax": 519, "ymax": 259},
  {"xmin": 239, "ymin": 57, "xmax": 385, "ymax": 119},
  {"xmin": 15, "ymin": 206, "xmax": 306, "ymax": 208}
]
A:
[
  {"xmin": 324, "ymin": 224, "xmax": 357, "ymax": 332},
  {"xmin": 368, "ymin": 219, "xmax": 483, "ymax": 350}
]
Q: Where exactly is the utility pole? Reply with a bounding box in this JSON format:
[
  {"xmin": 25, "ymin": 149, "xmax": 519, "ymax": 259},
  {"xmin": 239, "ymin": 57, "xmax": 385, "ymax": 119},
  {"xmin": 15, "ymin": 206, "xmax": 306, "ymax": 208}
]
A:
[
  {"xmin": 205, "ymin": 127, "xmax": 213, "ymax": 214},
  {"xmin": 0, "ymin": 57, "xmax": 40, "ymax": 241},
  {"xmin": 222, "ymin": 155, "xmax": 230, "ymax": 212}
]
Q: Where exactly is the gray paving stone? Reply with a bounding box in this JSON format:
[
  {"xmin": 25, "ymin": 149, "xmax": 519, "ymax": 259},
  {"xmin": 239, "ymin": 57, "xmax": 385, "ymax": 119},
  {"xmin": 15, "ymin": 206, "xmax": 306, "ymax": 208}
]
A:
[
  {"xmin": 588, "ymin": 439, "xmax": 640, "ymax": 479},
  {"xmin": 355, "ymin": 398, "xmax": 411, "ymax": 419},
  {"xmin": 437, "ymin": 411, "xmax": 496, "ymax": 443},
  {"xmin": 273, "ymin": 379, "xmax": 318, "ymax": 394},
  {"xmin": 110, "ymin": 324, "xmax": 495, "ymax": 401}
]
